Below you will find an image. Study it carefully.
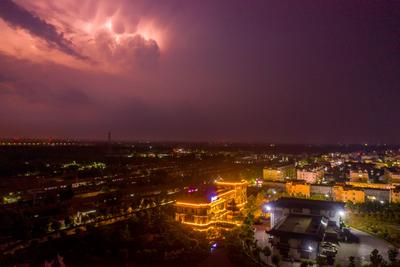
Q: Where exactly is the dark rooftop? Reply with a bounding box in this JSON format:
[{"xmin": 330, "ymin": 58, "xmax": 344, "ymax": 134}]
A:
[
  {"xmin": 268, "ymin": 214, "xmax": 327, "ymax": 240},
  {"xmin": 271, "ymin": 197, "xmax": 345, "ymax": 210}
]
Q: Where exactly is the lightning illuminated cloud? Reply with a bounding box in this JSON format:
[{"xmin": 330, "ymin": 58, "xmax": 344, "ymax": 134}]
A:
[
  {"xmin": 0, "ymin": 1, "xmax": 399, "ymax": 143},
  {"xmin": 0, "ymin": 0, "xmax": 163, "ymax": 73},
  {"xmin": 0, "ymin": 0, "xmax": 87, "ymax": 60}
]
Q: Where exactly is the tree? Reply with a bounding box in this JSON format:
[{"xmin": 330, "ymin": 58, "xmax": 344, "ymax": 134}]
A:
[
  {"xmin": 59, "ymin": 185, "xmax": 74, "ymax": 201},
  {"xmin": 317, "ymin": 256, "xmax": 327, "ymax": 266},
  {"xmin": 370, "ymin": 249, "xmax": 383, "ymax": 267},
  {"xmin": 272, "ymin": 254, "xmax": 281, "ymax": 267},
  {"xmin": 51, "ymin": 220, "xmax": 61, "ymax": 232},
  {"xmin": 348, "ymin": 256, "xmax": 356, "ymax": 267},
  {"xmin": 388, "ymin": 247, "xmax": 398, "ymax": 265},
  {"xmin": 262, "ymin": 245, "xmax": 272, "ymax": 264}
]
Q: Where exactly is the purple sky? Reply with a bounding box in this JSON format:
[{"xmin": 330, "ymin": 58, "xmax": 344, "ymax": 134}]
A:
[{"xmin": 0, "ymin": 0, "xmax": 399, "ymax": 143}]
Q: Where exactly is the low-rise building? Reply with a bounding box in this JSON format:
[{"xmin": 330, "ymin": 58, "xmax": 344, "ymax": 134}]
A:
[
  {"xmin": 285, "ymin": 182, "xmax": 311, "ymax": 198},
  {"xmin": 349, "ymin": 170, "xmax": 369, "ymax": 183},
  {"xmin": 364, "ymin": 188, "xmax": 390, "ymax": 203},
  {"xmin": 268, "ymin": 197, "xmax": 345, "ymax": 228},
  {"xmin": 263, "ymin": 164, "xmax": 296, "ymax": 181},
  {"xmin": 391, "ymin": 187, "xmax": 400, "ymax": 203},
  {"xmin": 310, "ymin": 184, "xmax": 333, "ymax": 198},
  {"xmin": 386, "ymin": 169, "xmax": 400, "ymax": 185},
  {"xmin": 174, "ymin": 179, "xmax": 247, "ymax": 229},
  {"xmin": 345, "ymin": 182, "xmax": 394, "ymax": 190},
  {"xmin": 267, "ymin": 198, "xmax": 345, "ymax": 261},
  {"xmin": 332, "ymin": 186, "xmax": 365, "ymax": 204},
  {"xmin": 297, "ymin": 165, "xmax": 324, "ymax": 184}
]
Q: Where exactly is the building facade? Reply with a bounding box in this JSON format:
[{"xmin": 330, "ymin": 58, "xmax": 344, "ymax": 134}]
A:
[
  {"xmin": 263, "ymin": 164, "xmax": 296, "ymax": 181},
  {"xmin": 174, "ymin": 180, "xmax": 247, "ymax": 229},
  {"xmin": 297, "ymin": 166, "xmax": 324, "ymax": 184},
  {"xmin": 285, "ymin": 182, "xmax": 311, "ymax": 198},
  {"xmin": 267, "ymin": 198, "xmax": 345, "ymax": 261},
  {"xmin": 332, "ymin": 186, "xmax": 365, "ymax": 204}
]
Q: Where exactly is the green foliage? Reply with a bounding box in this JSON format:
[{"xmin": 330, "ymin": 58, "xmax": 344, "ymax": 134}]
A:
[
  {"xmin": 348, "ymin": 256, "xmax": 356, "ymax": 267},
  {"xmin": 3, "ymin": 210, "xmax": 209, "ymax": 267},
  {"xmin": 370, "ymin": 249, "xmax": 383, "ymax": 267},
  {"xmin": 388, "ymin": 247, "xmax": 399, "ymax": 265},
  {"xmin": 272, "ymin": 254, "xmax": 281, "ymax": 266},
  {"xmin": 316, "ymin": 256, "xmax": 327, "ymax": 266}
]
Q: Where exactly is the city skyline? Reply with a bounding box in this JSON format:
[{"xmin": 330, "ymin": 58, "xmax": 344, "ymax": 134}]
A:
[{"xmin": 1, "ymin": 1, "xmax": 400, "ymax": 144}]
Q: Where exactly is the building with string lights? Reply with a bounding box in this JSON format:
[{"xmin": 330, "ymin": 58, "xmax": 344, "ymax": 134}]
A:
[{"xmin": 174, "ymin": 179, "xmax": 247, "ymax": 229}]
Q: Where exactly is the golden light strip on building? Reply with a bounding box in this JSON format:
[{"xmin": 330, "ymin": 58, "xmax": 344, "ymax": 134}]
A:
[
  {"xmin": 175, "ymin": 197, "xmax": 225, "ymax": 207},
  {"xmin": 215, "ymin": 189, "xmax": 235, "ymax": 198},
  {"xmin": 180, "ymin": 220, "xmax": 242, "ymax": 227},
  {"xmin": 215, "ymin": 181, "xmax": 247, "ymax": 186},
  {"xmin": 345, "ymin": 182, "xmax": 394, "ymax": 190}
]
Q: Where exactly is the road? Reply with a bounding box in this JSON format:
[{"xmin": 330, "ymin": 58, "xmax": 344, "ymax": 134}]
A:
[
  {"xmin": 334, "ymin": 228, "xmax": 393, "ymax": 266},
  {"xmin": 254, "ymin": 225, "xmax": 395, "ymax": 266}
]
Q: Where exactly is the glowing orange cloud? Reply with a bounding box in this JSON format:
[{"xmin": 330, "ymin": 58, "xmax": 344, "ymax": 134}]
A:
[{"xmin": 1, "ymin": 0, "xmax": 165, "ymax": 73}]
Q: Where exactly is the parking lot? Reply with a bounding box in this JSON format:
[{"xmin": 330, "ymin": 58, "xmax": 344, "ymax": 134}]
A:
[
  {"xmin": 334, "ymin": 228, "xmax": 392, "ymax": 266},
  {"xmin": 254, "ymin": 225, "xmax": 394, "ymax": 266}
]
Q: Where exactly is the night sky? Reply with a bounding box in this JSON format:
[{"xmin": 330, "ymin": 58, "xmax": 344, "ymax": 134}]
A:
[{"xmin": 0, "ymin": 0, "xmax": 399, "ymax": 144}]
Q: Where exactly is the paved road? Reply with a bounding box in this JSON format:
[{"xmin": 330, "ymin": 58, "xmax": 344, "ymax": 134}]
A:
[
  {"xmin": 254, "ymin": 225, "xmax": 395, "ymax": 266},
  {"xmin": 335, "ymin": 228, "xmax": 393, "ymax": 266}
]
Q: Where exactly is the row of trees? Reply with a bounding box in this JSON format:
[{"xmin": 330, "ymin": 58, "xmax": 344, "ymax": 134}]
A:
[
  {"xmin": 1, "ymin": 208, "xmax": 209, "ymax": 267},
  {"xmin": 225, "ymin": 213, "xmax": 280, "ymax": 267},
  {"xmin": 346, "ymin": 202, "xmax": 400, "ymax": 246}
]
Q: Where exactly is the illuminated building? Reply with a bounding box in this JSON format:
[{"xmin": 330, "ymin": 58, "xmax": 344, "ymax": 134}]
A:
[
  {"xmin": 364, "ymin": 188, "xmax": 390, "ymax": 203},
  {"xmin": 297, "ymin": 166, "xmax": 324, "ymax": 184},
  {"xmin": 349, "ymin": 167, "xmax": 385, "ymax": 183},
  {"xmin": 391, "ymin": 187, "xmax": 400, "ymax": 203},
  {"xmin": 174, "ymin": 180, "xmax": 247, "ymax": 229},
  {"xmin": 345, "ymin": 182, "xmax": 394, "ymax": 190},
  {"xmin": 385, "ymin": 169, "xmax": 400, "ymax": 185},
  {"xmin": 349, "ymin": 170, "xmax": 369, "ymax": 182},
  {"xmin": 263, "ymin": 164, "xmax": 296, "ymax": 181},
  {"xmin": 267, "ymin": 198, "xmax": 345, "ymax": 261},
  {"xmin": 310, "ymin": 184, "xmax": 332, "ymax": 198},
  {"xmin": 286, "ymin": 181, "xmax": 311, "ymax": 198},
  {"xmin": 332, "ymin": 186, "xmax": 365, "ymax": 204}
]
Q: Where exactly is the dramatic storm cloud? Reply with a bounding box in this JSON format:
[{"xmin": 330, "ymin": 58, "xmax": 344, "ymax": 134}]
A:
[
  {"xmin": 0, "ymin": 0, "xmax": 399, "ymax": 143},
  {"xmin": 0, "ymin": 0, "xmax": 86, "ymax": 59}
]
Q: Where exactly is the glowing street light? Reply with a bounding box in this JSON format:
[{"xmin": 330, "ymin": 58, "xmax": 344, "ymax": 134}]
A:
[
  {"xmin": 338, "ymin": 210, "xmax": 345, "ymax": 217},
  {"xmin": 265, "ymin": 205, "xmax": 271, "ymax": 211}
]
